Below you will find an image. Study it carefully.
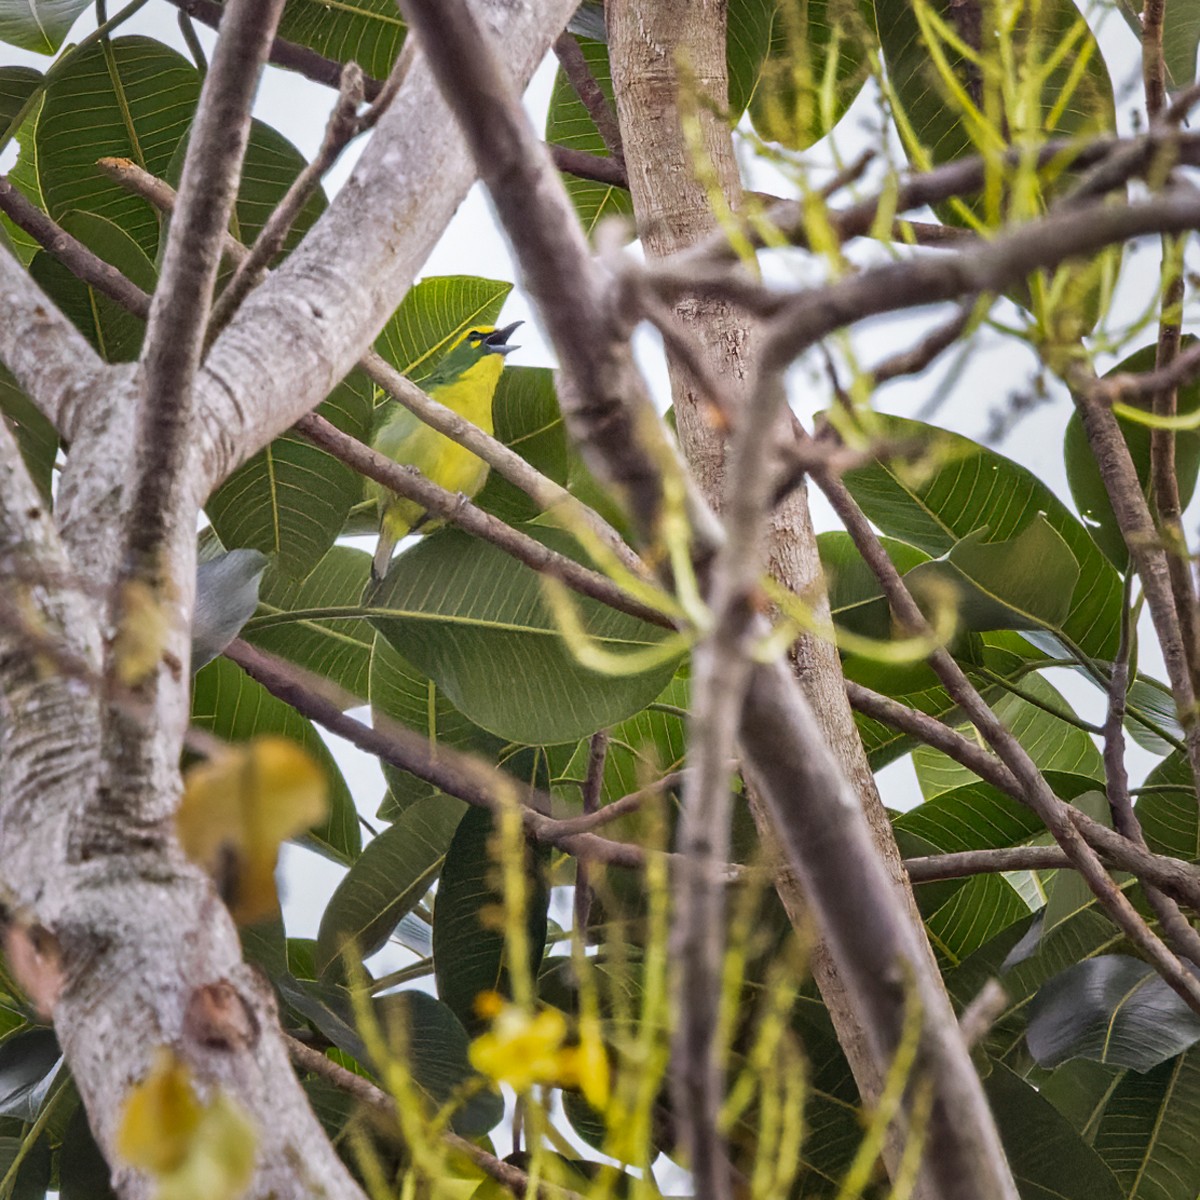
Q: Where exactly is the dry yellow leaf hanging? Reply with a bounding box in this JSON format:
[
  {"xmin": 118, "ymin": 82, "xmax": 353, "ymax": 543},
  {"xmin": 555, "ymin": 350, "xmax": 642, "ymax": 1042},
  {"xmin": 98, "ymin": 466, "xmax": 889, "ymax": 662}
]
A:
[
  {"xmin": 177, "ymin": 737, "xmax": 328, "ymax": 924},
  {"xmin": 117, "ymin": 1048, "xmax": 256, "ymax": 1200}
]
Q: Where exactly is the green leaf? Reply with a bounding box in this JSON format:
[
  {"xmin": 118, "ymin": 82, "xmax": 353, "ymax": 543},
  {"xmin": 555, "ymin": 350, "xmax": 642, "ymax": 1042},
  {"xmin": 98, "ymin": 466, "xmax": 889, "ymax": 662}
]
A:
[
  {"xmin": 1065, "ymin": 341, "xmax": 1200, "ymax": 567},
  {"xmin": 239, "ymin": 918, "xmax": 287, "ymax": 982},
  {"xmin": 229, "ymin": 119, "xmax": 327, "ymax": 252},
  {"xmin": 0, "ymin": 0, "xmax": 87, "ymax": 54},
  {"xmin": 0, "ymin": 66, "xmax": 40, "ymax": 125},
  {"xmin": 842, "ymin": 414, "xmax": 1124, "ymax": 661},
  {"xmin": 316, "ymin": 792, "xmax": 466, "ymax": 974},
  {"xmin": 1164, "ymin": 2, "xmax": 1200, "ymax": 88},
  {"xmin": 1038, "ymin": 1058, "xmax": 1126, "ymax": 1140},
  {"xmin": 36, "ymin": 37, "xmax": 201, "ymax": 257},
  {"xmin": 1028, "ymin": 954, "xmax": 1200, "ymax": 1072},
  {"xmin": 1136, "ymin": 751, "xmax": 1199, "ymax": 862},
  {"xmin": 924, "ymin": 874, "xmax": 1029, "ymax": 967},
  {"xmin": 276, "ymin": 0, "xmax": 407, "ymax": 81},
  {"xmin": 245, "ymin": 547, "xmax": 376, "ymax": 696},
  {"xmin": 473, "ymin": 367, "xmax": 568, "ymax": 525},
  {"xmin": 206, "ymin": 369, "xmax": 374, "ymax": 579},
  {"xmin": 374, "ymin": 276, "xmax": 513, "ymax": 387},
  {"xmin": 59, "ymin": 1103, "xmax": 117, "ymax": 1200},
  {"xmin": 29, "ymin": 212, "xmax": 155, "ymax": 361},
  {"xmin": 0, "ymin": 365, "xmax": 55, "ymax": 501},
  {"xmin": 544, "ymin": 36, "xmax": 631, "ymax": 238},
  {"xmin": 1124, "ymin": 675, "xmax": 1183, "ymax": 756},
  {"xmin": 819, "ymin": 530, "xmax": 931, "ymax": 640},
  {"xmin": 875, "ymin": 0, "xmax": 1114, "ymax": 190},
  {"xmin": 0, "ymin": 1030, "xmax": 58, "ymax": 1120},
  {"xmin": 1, "ymin": 94, "xmax": 44, "ymax": 266},
  {"xmin": 433, "ymin": 807, "xmax": 550, "ymax": 1034},
  {"xmin": 985, "ymin": 1061, "xmax": 1123, "ymax": 1200},
  {"xmin": 1094, "ymin": 1045, "xmax": 1200, "ymax": 1200},
  {"xmin": 906, "ymin": 516, "xmax": 1080, "ymax": 636},
  {"xmin": 191, "ymin": 657, "xmax": 361, "ymax": 865},
  {"xmin": 0, "ymin": 1132, "xmax": 49, "ymax": 1200},
  {"xmin": 748, "ymin": 0, "xmax": 872, "ymax": 149},
  {"xmin": 369, "ymin": 632, "xmax": 504, "ymax": 818},
  {"xmin": 375, "ymin": 990, "xmax": 503, "ymax": 1136},
  {"xmin": 912, "ymin": 673, "xmax": 1103, "ymax": 798},
  {"xmin": 726, "ymin": 0, "xmax": 776, "ymax": 118},
  {"xmin": 367, "ymin": 527, "xmax": 682, "ymax": 745}
]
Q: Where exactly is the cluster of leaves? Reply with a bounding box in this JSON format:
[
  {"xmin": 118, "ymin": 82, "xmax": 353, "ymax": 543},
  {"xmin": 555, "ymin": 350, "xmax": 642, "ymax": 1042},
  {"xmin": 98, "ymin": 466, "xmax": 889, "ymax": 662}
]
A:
[{"xmin": 2, "ymin": 0, "xmax": 1200, "ymax": 1199}]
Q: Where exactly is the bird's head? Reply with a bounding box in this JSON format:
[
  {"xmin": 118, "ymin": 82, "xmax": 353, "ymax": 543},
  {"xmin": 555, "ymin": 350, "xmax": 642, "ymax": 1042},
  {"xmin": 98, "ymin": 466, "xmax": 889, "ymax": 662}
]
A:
[{"xmin": 427, "ymin": 321, "xmax": 523, "ymax": 389}]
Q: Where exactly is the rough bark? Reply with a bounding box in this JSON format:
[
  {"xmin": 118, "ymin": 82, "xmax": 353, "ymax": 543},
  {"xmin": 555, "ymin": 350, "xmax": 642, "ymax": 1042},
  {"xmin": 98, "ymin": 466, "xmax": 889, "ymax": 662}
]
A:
[{"xmin": 606, "ymin": 0, "xmax": 944, "ymax": 1179}]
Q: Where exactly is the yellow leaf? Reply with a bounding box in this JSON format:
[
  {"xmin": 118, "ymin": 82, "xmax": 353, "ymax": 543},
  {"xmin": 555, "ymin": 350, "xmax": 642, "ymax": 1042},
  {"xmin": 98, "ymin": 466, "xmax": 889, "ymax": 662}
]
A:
[
  {"xmin": 118, "ymin": 1050, "xmax": 257, "ymax": 1200},
  {"xmin": 113, "ymin": 580, "xmax": 171, "ymax": 687},
  {"xmin": 178, "ymin": 737, "xmax": 328, "ymax": 924}
]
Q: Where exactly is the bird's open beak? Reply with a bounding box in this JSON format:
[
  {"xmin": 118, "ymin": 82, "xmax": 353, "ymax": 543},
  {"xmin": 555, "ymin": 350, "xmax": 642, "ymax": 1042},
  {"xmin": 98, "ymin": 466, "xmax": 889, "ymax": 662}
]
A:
[{"xmin": 485, "ymin": 321, "xmax": 523, "ymax": 355}]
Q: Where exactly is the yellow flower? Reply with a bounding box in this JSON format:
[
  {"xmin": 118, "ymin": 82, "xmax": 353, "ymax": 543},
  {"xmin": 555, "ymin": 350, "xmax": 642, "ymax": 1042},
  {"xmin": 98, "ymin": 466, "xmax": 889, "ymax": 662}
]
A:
[{"xmin": 468, "ymin": 998, "xmax": 610, "ymax": 1109}]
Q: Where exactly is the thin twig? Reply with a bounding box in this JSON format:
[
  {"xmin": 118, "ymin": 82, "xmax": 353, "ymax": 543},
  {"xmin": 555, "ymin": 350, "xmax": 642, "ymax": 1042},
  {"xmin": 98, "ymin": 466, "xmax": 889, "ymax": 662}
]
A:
[
  {"xmin": 1143, "ymin": 0, "xmax": 1168, "ymax": 119},
  {"xmin": 958, "ymin": 981, "xmax": 1007, "ymax": 1049},
  {"xmin": 1095, "ymin": 339, "xmax": 1200, "ymax": 400},
  {"xmin": 295, "ymin": 413, "xmax": 670, "ymax": 628},
  {"xmin": 870, "ymin": 300, "xmax": 977, "ymax": 386},
  {"xmin": 222, "ymin": 639, "xmax": 650, "ymax": 869},
  {"xmin": 553, "ymin": 32, "xmax": 623, "ymax": 162},
  {"xmin": 285, "ymin": 1035, "xmax": 583, "ymax": 1200},
  {"xmin": 574, "ymin": 730, "xmax": 609, "ymax": 935}
]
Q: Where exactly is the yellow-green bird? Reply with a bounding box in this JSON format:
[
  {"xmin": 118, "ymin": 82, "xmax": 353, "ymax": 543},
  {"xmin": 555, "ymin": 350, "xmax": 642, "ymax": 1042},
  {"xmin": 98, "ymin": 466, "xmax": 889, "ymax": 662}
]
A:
[{"xmin": 370, "ymin": 321, "xmax": 522, "ymax": 581}]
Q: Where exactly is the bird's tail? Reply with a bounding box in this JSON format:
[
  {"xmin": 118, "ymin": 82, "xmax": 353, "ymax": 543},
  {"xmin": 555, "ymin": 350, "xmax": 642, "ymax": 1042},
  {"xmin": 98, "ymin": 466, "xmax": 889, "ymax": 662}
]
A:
[{"xmin": 372, "ymin": 526, "xmax": 397, "ymax": 583}]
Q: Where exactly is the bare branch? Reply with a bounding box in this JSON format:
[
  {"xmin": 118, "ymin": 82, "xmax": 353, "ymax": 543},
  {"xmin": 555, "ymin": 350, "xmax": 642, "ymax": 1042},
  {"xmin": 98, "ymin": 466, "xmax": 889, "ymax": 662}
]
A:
[
  {"xmin": 286, "ymin": 1036, "xmax": 585, "ymax": 1200},
  {"xmin": 222, "ymin": 640, "xmax": 650, "ymax": 869},
  {"xmin": 0, "ymin": 243, "xmax": 107, "ymax": 440},
  {"xmin": 904, "ymin": 846, "xmax": 1075, "ymax": 880},
  {"xmin": 574, "ymin": 729, "xmax": 609, "ymax": 934},
  {"xmin": 553, "ymin": 32, "xmax": 624, "ymax": 161},
  {"xmin": 0, "ymin": 178, "xmax": 152, "ymax": 319},
  {"xmin": 295, "ymin": 412, "xmax": 671, "ymax": 626}
]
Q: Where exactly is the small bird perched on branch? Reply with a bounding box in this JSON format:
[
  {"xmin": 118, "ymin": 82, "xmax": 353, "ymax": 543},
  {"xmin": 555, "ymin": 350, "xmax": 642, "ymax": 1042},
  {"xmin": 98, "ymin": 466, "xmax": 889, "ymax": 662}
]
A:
[{"xmin": 370, "ymin": 321, "xmax": 522, "ymax": 581}]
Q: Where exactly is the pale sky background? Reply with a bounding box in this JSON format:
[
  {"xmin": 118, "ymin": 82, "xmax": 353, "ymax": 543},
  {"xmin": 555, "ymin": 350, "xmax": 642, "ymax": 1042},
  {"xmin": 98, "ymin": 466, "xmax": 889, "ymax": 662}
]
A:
[{"xmin": 1, "ymin": 7, "xmax": 1190, "ymax": 1155}]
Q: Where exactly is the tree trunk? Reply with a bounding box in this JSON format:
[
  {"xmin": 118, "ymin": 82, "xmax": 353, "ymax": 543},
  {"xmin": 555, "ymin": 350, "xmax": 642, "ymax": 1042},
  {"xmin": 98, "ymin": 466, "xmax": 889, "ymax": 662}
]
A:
[{"xmin": 606, "ymin": 0, "xmax": 945, "ymax": 1184}]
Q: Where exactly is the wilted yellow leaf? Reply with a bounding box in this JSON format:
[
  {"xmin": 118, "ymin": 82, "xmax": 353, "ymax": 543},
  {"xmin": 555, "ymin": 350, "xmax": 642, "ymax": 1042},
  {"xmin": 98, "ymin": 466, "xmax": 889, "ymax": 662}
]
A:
[
  {"xmin": 177, "ymin": 737, "xmax": 328, "ymax": 924},
  {"xmin": 113, "ymin": 580, "xmax": 172, "ymax": 687},
  {"xmin": 118, "ymin": 1050, "xmax": 256, "ymax": 1200}
]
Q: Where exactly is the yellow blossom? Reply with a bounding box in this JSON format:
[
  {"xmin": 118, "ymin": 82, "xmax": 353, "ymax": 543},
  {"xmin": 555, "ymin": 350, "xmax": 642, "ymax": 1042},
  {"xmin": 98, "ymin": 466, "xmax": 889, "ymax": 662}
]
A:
[{"xmin": 468, "ymin": 998, "xmax": 610, "ymax": 1109}]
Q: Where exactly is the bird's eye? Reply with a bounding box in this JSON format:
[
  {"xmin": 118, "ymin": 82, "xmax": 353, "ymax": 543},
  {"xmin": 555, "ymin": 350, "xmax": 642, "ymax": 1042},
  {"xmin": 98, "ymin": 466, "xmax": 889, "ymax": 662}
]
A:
[{"xmin": 466, "ymin": 330, "xmax": 484, "ymax": 344}]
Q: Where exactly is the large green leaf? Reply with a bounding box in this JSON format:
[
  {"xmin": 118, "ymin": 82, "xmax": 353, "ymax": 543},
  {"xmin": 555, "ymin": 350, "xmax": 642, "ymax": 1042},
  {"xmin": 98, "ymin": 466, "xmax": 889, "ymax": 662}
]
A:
[
  {"xmin": 923, "ymin": 873, "xmax": 1029, "ymax": 967},
  {"xmin": 544, "ymin": 36, "xmax": 631, "ymax": 238},
  {"xmin": 58, "ymin": 1103, "xmax": 116, "ymax": 1200},
  {"xmin": 0, "ymin": 1, "xmax": 87, "ymax": 54},
  {"xmin": 842, "ymin": 414, "xmax": 1124, "ymax": 661},
  {"xmin": 245, "ymin": 547, "xmax": 375, "ymax": 696},
  {"xmin": 1136, "ymin": 751, "xmax": 1199, "ymax": 862},
  {"xmin": 819, "ymin": 530, "xmax": 931, "ymax": 639},
  {"xmin": 875, "ymin": 0, "xmax": 1114, "ymax": 193},
  {"xmin": 316, "ymin": 792, "xmax": 465, "ymax": 974},
  {"xmin": 0, "ymin": 1133, "xmax": 49, "ymax": 1200},
  {"xmin": 472, "ymin": 367, "xmax": 568, "ymax": 525},
  {"xmin": 29, "ymin": 212, "xmax": 155, "ymax": 362},
  {"xmin": 367, "ymin": 527, "xmax": 682, "ymax": 744},
  {"xmin": 36, "ymin": 37, "xmax": 201, "ymax": 257},
  {"xmin": 206, "ymin": 369, "xmax": 374, "ymax": 579},
  {"xmin": 0, "ymin": 365, "xmax": 55, "ymax": 501},
  {"xmin": 374, "ymin": 276, "xmax": 512, "ymax": 387},
  {"xmin": 433, "ymin": 806, "xmax": 550, "ymax": 1034},
  {"xmin": 912, "ymin": 673, "xmax": 1103, "ymax": 798},
  {"xmin": 1028, "ymin": 954, "xmax": 1200, "ymax": 1072},
  {"xmin": 369, "ymin": 632, "xmax": 505, "ymax": 819},
  {"xmin": 1, "ymin": 94, "xmax": 43, "ymax": 266},
  {"xmin": 985, "ymin": 1061, "xmax": 1123, "ymax": 1200},
  {"xmin": 748, "ymin": 0, "xmax": 872, "ymax": 150},
  {"xmin": 726, "ymin": 0, "xmax": 776, "ymax": 118},
  {"xmin": 1093, "ymin": 1045, "xmax": 1200, "ymax": 1200},
  {"xmin": 191, "ymin": 657, "xmax": 361, "ymax": 864},
  {"xmin": 1163, "ymin": 2, "xmax": 1200, "ymax": 88},
  {"xmin": 0, "ymin": 1030, "xmax": 58, "ymax": 1121},
  {"xmin": 1065, "ymin": 341, "xmax": 1200, "ymax": 567},
  {"xmin": 276, "ymin": 0, "xmax": 406, "ymax": 82},
  {"xmin": 0, "ymin": 66, "xmax": 40, "ymax": 125}
]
